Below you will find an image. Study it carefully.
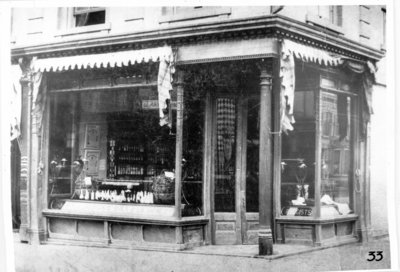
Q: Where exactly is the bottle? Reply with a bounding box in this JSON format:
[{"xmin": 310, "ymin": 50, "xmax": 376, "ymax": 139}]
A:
[{"xmin": 85, "ymin": 189, "xmax": 90, "ymax": 200}]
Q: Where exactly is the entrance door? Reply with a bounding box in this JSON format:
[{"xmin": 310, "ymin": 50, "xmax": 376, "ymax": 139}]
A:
[{"xmin": 212, "ymin": 95, "xmax": 260, "ymax": 245}]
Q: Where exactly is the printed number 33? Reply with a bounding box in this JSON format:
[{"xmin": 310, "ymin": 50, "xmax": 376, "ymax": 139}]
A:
[{"xmin": 367, "ymin": 251, "xmax": 383, "ymax": 261}]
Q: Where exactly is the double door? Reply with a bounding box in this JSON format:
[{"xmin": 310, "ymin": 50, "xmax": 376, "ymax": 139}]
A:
[{"xmin": 211, "ymin": 95, "xmax": 262, "ymax": 245}]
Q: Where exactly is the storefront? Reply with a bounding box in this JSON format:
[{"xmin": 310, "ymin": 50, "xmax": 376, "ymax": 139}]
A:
[{"xmin": 13, "ymin": 28, "xmax": 381, "ymax": 251}]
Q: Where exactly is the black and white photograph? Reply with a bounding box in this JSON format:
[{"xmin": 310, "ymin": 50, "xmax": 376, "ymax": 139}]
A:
[{"xmin": 0, "ymin": 1, "xmax": 399, "ymax": 271}]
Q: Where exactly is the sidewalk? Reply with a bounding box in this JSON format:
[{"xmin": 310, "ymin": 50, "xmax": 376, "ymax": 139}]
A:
[{"xmin": 13, "ymin": 234, "xmax": 391, "ymax": 272}]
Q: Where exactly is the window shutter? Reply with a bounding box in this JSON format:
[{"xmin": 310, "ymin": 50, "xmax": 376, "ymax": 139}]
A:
[{"xmin": 336, "ymin": 6, "xmax": 343, "ymax": 27}]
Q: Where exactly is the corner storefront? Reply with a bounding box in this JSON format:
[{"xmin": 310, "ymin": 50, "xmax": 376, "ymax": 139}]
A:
[{"xmin": 11, "ymin": 16, "xmax": 383, "ymax": 251}]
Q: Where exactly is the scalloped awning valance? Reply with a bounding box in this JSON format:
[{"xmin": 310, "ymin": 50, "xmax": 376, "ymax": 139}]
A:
[
  {"xmin": 281, "ymin": 39, "xmax": 342, "ymax": 66},
  {"xmin": 33, "ymin": 46, "xmax": 174, "ymax": 72},
  {"xmin": 280, "ymin": 39, "xmax": 376, "ymax": 138},
  {"xmin": 27, "ymin": 46, "xmax": 175, "ymax": 132}
]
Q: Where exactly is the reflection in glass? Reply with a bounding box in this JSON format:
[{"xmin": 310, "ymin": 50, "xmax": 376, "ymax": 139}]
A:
[
  {"xmin": 320, "ymin": 92, "xmax": 352, "ymax": 216},
  {"xmin": 281, "ymin": 89, "xmax": 316, "ymax": 216},
  {"xmin": 48, "ymin": 88, "xmax": 178, "ymax": 208},
  {"xmin": 181, "ymin": 88, "xmax": 205, "ymax": 216},
  {"xmin": 246, "ymin": 97, "xmax": 259, "ymax": 212}
]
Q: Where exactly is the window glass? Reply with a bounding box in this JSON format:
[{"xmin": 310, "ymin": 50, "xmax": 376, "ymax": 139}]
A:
[
  {"xmin": 214, "ymin": 97, "xmax": 236, "ymax": 212},
  {"xmin": 246, "ymin": 97, "xmax": 259, "ymax": 212},
  {"xmin": 320, "ymin": 92, "xmax": 353, "ymax": 217},
  {"xmin": 181, "ymin": 86, "xmax": 205, "ymax": 216},
  {"xmin": 281, "ymin": 89, "xmax": 316, "ymax": 217},
  {"xmin": 74, "ymin": 7, "xmax": 105, "ymax": 27},
  {"xmin": 48, "ymin": 88, "xmax": 177, "ymax": 208}
]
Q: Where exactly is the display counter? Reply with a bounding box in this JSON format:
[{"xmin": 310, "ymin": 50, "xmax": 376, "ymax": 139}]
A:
[
  {"xmin": 43, "ymin": 200, "xmax": 208, "ymax": 250},
  {"xmin": 276, "ymin": 214, "xmax": 358, "ymax": 246}
]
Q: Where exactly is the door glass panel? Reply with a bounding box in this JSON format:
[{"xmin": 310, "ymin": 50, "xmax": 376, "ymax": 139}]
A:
[
  {"xmin": 214, "ymin": 98, "xmax": 236, "ymax": 212},
  {"xmin": 246, "ymin": 97, "xmax": 259, "ymax": 212}
]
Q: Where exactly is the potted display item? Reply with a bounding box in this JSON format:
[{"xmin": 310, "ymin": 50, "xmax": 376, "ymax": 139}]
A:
[{"xmin": 152, "ymin": 171, "xmax": 175, "ymax": 204}]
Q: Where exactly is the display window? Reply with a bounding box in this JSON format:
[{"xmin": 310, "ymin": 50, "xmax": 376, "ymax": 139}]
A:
[
  {"xmin": 280, "ymin": 67, "xmax": 356, "ymax": 219},
  {"xmin": 48, "ymin": 88, "xmax": 176, "ymax": 206},
  {"xmin": 320, "ymin": 91, "xmax": 353, "ymax": 217},
  {"xmin": 48, "ymin": 77, "xmax": 205, "ymax": 216},
  {"xmin": 281, "ymin": 85, "xmax": 316, "ymax": 216}
]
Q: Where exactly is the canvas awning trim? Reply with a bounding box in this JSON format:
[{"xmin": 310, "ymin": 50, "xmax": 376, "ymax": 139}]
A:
[
  {"xmin": 281, "ymin": 39, "xmax": 342, "ymax": 67},
  {"xmin": 280, "ymin": 39, "xmax": 343, "ymax": 132},
  {"xmin": 280, "ymin": 39, "xmax": 375, "ymax": 135},
  {"xmin": 33, "ymin": 46, "xmax": 174, "ymax": 72},
  {"xmin": 31, "ymin": 46, "xmax": 175, "ymax": 128}
]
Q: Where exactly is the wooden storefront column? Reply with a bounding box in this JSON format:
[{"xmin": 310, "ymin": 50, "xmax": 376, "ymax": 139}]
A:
[
  {"xmin": 174, "ymin": 70, "xmax": 184, "ymax": 222},
  {"xmin": 29, "ymin": 81, "xmax": 46, "ymax": 244},
  {"xmin": 18, "ymin": 69, "xmax": 46, "ymax": 244},
  {"xmin": 258, "ymin": 63, "xmax": 273, "ymax": 255},
  {"xmin": 235, "ymin": 96, "xmax": 248, "ymax": 244},
  {"xmin": 18, "ymin": 76, "xmax": 31, "ymax": 242},
  {"xmin": 364, "ymin": 123, "xmax": 372, "ymax": 241},
  {"xmin": 356, "ymin": 122, "xmax": 372, "ymax": 242},
  {"xmin": 313, "ymin": 86, "xmax": 322, "ymax": 245},
  {"xmin": 203, "ymin": 91, "xmax": 214, "ymax": 245}
]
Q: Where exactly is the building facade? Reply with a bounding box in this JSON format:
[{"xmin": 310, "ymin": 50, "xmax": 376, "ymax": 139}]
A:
[{"xmin": 10, "ymin": 6, "xmax": 388, "ymax": 251}]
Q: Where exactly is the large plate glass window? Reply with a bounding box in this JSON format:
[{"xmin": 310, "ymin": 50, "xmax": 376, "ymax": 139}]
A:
[
  {"xmin": 48, "ymin": 87, "xmax": 177, "ymax": 208},
  {"xmin": 320, "ymin": 91, "xmax": 353, "ymax": 217}
]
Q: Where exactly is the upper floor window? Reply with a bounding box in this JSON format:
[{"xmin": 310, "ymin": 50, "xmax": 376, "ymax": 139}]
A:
[
  {"xmin": 306, "ymin": 6, "xmax": 343, "ymax": 34},
  {"xmin": 74, "ymin": 7, "xmax": 105, "ymax": 27},
  {"xmin": 318, "ymin": 6, "xmax": 342, "ymax": 27}
]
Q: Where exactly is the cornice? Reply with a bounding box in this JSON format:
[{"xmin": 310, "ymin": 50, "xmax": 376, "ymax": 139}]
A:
[{"xmin": 11, "ymin": 14, "xmax": 385, "ymax": 63}]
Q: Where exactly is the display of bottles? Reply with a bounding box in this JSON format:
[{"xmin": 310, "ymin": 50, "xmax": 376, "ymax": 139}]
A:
[
  {"xmin": 77, "ymin": 188, "xmax": 154, "ymax": 204},
  {"xmin": 107, "ymin": 136, "xmax": 173, "ymax": 180},
  {"xmin": 116, "ymin": 165, "xmax": 144, "ymax": 176}
]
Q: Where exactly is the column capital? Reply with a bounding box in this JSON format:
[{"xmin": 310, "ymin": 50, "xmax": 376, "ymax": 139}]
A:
[
  {"xmin": 258, "ymin": 61, "xmax": 273, "ymax": 87},
  {"xmin": 174, "ymin": 69, "xmax": 185, "ymax": 87},
  {"xmin": 259, "ymin": 74, "xmax": 272, "ymax": 87}
]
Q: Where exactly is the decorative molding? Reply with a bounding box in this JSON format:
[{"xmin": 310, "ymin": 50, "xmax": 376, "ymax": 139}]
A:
[
  {"xmin": 11, "ymin": 15, "xmax": 384, "ymax": 64},
  {"xmin": 177, "ymin": 53, "xmax": 278, "ymax": 65},
  {"xmin": 54, "ymin": 22, "xmax": 112, "ymax": 38}
]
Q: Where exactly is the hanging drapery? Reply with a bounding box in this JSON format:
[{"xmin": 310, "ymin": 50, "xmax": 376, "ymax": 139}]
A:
[
  {"xmin": 11, "ymin": 65, "xmax": 22, "ymax": 141},
  {"xmin": 158, "ymin": 52, "xmax": 175, "ymax": 127},
  {"xmin": 31, "ymin": 58, "xmax": 44, "ymax": 132},
  {"xmin": 280, "ymin": 40, "xmax": 296, "ymax": 132},
  {"xmin": 342, "ymin": 60, "xmax": 376, "ymax": 138},
  {"xmin": 279, "ymin": 39, "xmax": 376, "ymax": 137}
]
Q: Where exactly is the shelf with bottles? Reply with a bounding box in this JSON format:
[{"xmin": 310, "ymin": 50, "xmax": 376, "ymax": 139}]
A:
[
  {"xmin": 73, "ymin": 179, "xmax": 156, "ymax": 204},
  {"xmin": 107, "ymin": 137, "xmax": 172, "ymax": 179}
]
